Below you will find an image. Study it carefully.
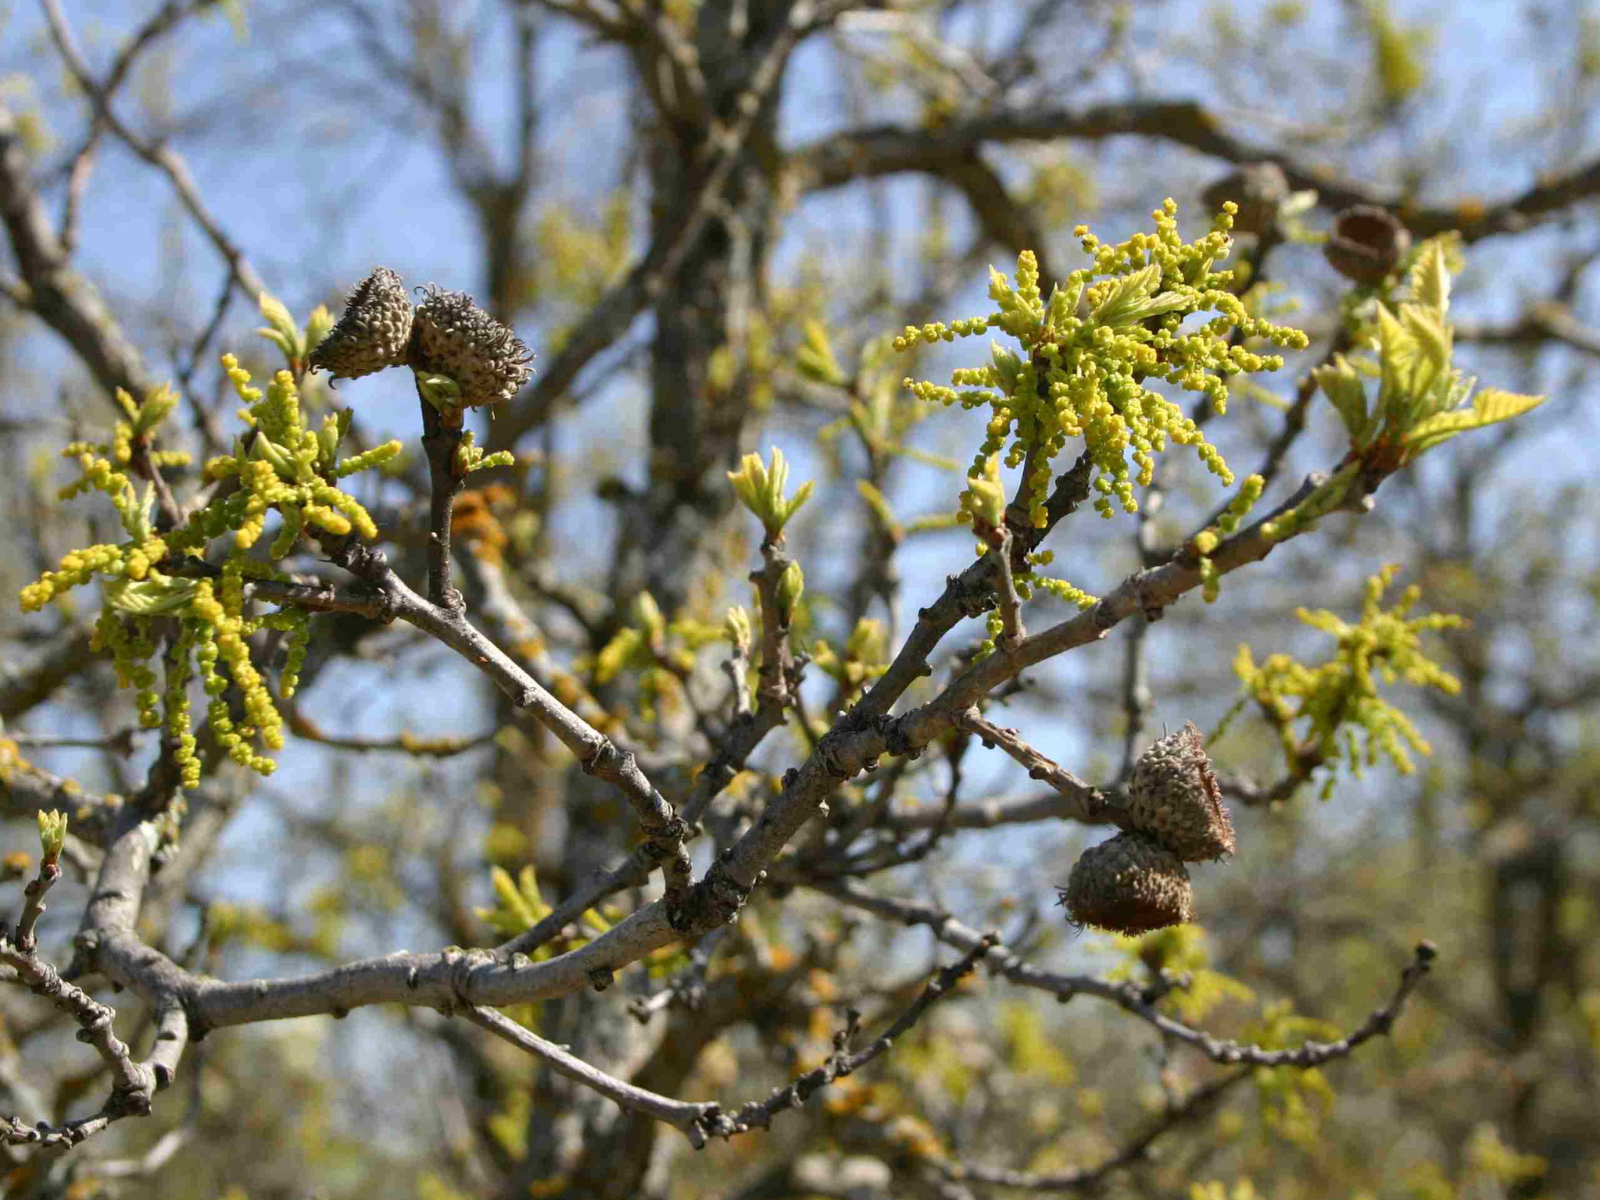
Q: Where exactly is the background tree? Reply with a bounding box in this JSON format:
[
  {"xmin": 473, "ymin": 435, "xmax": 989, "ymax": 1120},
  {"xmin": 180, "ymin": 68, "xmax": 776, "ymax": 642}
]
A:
[{"xmin": 1, "ymin": 2, "xmax": 1597, "ymax": 1199}]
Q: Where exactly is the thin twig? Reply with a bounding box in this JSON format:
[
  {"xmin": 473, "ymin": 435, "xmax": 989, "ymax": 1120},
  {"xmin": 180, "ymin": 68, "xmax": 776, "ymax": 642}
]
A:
[
  {"xmin": 940, "ymin": 1069, "xmax": 1251, "ymax": 1192},
  {"xmin": 417, "ymin": 387, "xmax": 468, "ymax": 611},
  {"xmin": 464, "ymin": 1003, "xmax": 714, "ymax": 1131},
  {"xmin": 992, "ymin": 525, "xmax": 1026, "ymax": 649},
  {"xmin": 0, "ymin": 858, "xmax": 172, "ymax": 1149},
  {"xmin": 40, "ymin": 0, "xmax": 269, "ymax": 299},
  {"xmin": 817, "ymin": 880, "xmax": 1436, "ymax": 1068},
  {"xmin": 693, "ymin": 934, "xmax": 996, "ymax": 1143},
  {"xmin": 954, "ymin": 709, "xmax": 1127, "ymax": 830}
]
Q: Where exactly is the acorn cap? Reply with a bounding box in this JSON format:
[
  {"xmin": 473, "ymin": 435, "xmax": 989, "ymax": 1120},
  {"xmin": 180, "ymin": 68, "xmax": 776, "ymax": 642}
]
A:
[
  {"xmin": 308, "ymin": 267, "xmax": 414, "ymax": 382},
  {"xmin": 411, "ymin": 285, "xmax": 534, "ymax": 408},
  {"xmin": 1125, "ymin": 722, "xmax": 1235, "ymax": 862},
  {"xmin": 1324, "ymin": 206, "xmax": 1412, "ymax": 285},
  {"xmin": 1201, "ymin": 162, "xmax": 1289, "ymax": 237},
  {"xmin": 1059, "ymin": 832, "xmax": 1196, "ymax": 935}
]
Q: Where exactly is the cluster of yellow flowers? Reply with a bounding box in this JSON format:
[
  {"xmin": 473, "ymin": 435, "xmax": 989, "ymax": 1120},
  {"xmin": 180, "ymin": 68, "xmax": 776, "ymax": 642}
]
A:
[
  {"xmin": 19, "ymin": 335, "xmax": 398, "ymax": 783},
  {"xmin": 897, "ymin": 200, "xmax": 1308, "ymax": 525},
  {"xmin": 1191, "ymin": 473, "xmax": 1267, "ymax": 603},
  {"xmin": 1221, "ymin": 565, "xmax": 1464, "ymax": 795}
]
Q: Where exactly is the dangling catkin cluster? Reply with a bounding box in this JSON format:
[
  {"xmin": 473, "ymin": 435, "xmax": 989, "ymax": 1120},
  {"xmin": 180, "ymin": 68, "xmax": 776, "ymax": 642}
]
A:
[
  {"xmin": 307, "ymin": 268, "xmax": 534, "ymax": 407},
  {"xmin": 1060, "ymin": 723, "xmax": 1234, "ymax": 934}
]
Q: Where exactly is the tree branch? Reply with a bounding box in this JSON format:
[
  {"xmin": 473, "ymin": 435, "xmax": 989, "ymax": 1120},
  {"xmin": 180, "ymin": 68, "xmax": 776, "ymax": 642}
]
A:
[
  {"xmin": 954, "ymin": 709, "xmax": 1129, "ymax": 830},
  {"xmin": 791, "ymin": 100, "xmax": 1600, "ymax": 243},
  {"xmin": 1, "ymin": 857, "xmax": 171, "ymax": 1149},
  {"xmin": 816, "ymin": 880, "xmax": 1435, "ymax": 1069},
  {"xmin": 939, "ymin": 1069, "xmax": 1251, "ymax": 1192},
  {"xmin": 489, "ymin": 1, "xmax": 826, "ymax": 447},
  {"xmin": 40, "ymin": 0, "xmax": 269, "ymax": 299},
  {"xmin": 464, "ymin": 1003, "xmax": 715, "ymax": 1132},
  {"xmin": 694, "ymin": 934, "xmax": 995, "ymax": 1143}
]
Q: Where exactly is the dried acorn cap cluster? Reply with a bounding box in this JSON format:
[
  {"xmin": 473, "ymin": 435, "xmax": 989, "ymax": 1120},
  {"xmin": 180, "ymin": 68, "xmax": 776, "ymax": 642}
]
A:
[
  {"xmin": 1124, "ymin": 722, "xmax": 1235, "ymax": 861},
  {"xmin": 1060, "ymin": 723, "xmax": 1236, "ymax": 935},
  {"xmin": 308, "ymin": 267, "xmax": 534, "ymax": 408}
]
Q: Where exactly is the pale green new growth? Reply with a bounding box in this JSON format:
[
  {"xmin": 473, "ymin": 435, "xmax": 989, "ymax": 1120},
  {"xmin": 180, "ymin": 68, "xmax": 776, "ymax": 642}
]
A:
[
  {"xmin": 257, "ymin": 289, "xmax": 333, "ymax": 373},
  {"xmin": 896, "ymin": 200, "xmax": 1308, "ymax": 526},
  {"xmin": 963, "ymin": 455, "xmax": 1007, "ymax": 528},
  {"xmin": 723, "ymin": 605, "xmax": 752, "ymax": 656},
  {"xmin": 454, "ymin": 430, "xmax": 515, "ymax": 476},
  {"xmin": 812, "ymin": 617, "xmax": 889, "ymax": 696},
  {"xmin": 18, "ymin": 337, "xmax": 401, "ymax": 784},
  {"xmin": 1264, "ymin": 241, "xmax": 1547, "ymax": 543},
  {"xmin": 1219, "ymin": 565, "xmax": 1464, "ymax": 796},
  {"xmin": 776, "ymin": 561, "xmax": 805, "ymax": 623},
  {"xmin": 1315, "ymin": 241, "xmax": 1544, "ymax": 468},
  {"xmin": 1193, "ymin": 474, "xmax": 1266, "ymax": 603},
  {"xmin": 795, "ymin": 318, "xmax": 847, "ymax": 387},
  {"xmin": 36, "ymin": 809, "xmax": 68, "ymax": 863},
  {"xmin": 727, "ymin": 447, "xmax": 814, "ymax": 537}
]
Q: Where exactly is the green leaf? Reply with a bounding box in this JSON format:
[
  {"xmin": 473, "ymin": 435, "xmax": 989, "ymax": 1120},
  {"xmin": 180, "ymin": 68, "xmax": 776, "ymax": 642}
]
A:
[
  {"xmin": 37, "ymin": 809, "xmax": 68, "ymax": 860},
  {"xmin": 1407, "ymin": 240, "xmax": 1451, "ymax": 315},
  {"xmin": 1091, "ymin": 263, "xmax": 1163, "ymax": 326},
  {"xmin": 1404, "ymin": 388, "xmax": 1545, "ymax": 454},
  {"xmin": 1401, "ymin": 303, "xmax": 1452, "ymax": 389},
  {"xmin": 1313, "ymin": 354, "xmax": 1372, "ymax": 444},
  {"xmin": 257, "ymin": 291, "xmax": 303, "ymax": 363},
  {"xmin": 796, "ymin": 319, "xmax": 847, "ymax": 387},
  {"xmin": 1472, "ymin": 387, "xmax": 1545, "ymax": 424},
  {"xmin": 1047, "ymin": 277, "xmax": 1085, "ymax": 326},
  {"xmin": 131, "ymin": 384, "xmax": 179, "ymax": 438}
]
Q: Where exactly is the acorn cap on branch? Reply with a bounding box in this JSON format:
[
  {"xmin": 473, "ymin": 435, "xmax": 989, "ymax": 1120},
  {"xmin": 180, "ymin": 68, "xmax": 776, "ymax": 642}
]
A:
[
  {"xmin": 1324, "ymin": 206, "xmax": 1412, "ymax": 285},
  {"xmin": 1059, "ymin": 832, "xmax": 1195, "ymax": 935},
  {"xmin": 308, "ymin": 267, "xmax": 414, "ymax": 382},
  {"xmin": 411, "ymin": 285, "xmax": 535, "ymax": 408},
  {"xmin": 1201, "ymin": 162, "xmax": 1290, "ymax": 237},
  {"xmin": 1125, "ymin": 722, "xmax": 1235, "ymax": 862}
]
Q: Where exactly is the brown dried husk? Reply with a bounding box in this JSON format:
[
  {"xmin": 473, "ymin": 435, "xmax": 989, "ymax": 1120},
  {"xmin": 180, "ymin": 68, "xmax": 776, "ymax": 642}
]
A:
[
  {"xmin": 308, "ymin": 266, "xmax": 414, "ymax": 382},
  {"xmin": 1060, "ymin": 832, "xmax": 1196, "ymax": 935},
  {"xmin": 1124, "ymin": 722, "xmax": 1235, "ymax": 862},
  {"xmin": 1324, "ymin": 205, "xmax": 1412, "ymax": 285},
  {"xmin": 411, "ymin": 285, "xmax": 534, "ymax": 407}
]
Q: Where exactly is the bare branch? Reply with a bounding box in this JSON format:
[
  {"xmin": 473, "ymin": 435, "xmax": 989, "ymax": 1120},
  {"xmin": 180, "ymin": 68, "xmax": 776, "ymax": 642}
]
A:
[
  {"xmin": 1456, "ymin": 303, "xmax": 1600, "ymax": 359},
  {"xmin": 792, "ymin": 100, "xmax": 1600, "ymax": 243},
  {"xmin": 853, "ymin": 452, "xmax": 1096, "ymax": 726},
  {"xmin": 0, "ymin": 107, "xmax": 157, "ymax": 400},
  {"xmin": 955, "ymin": 709, "xmax": 1127, "ymax": 830},
  {"xmin": 1, "ymin": 859, "xmax": 168, "ymax": 1149},
  {"xmin": 417, "ymin": 389, "xmax": 468, "ymax": 610},
  {"xmin": 817, "ymin": 880, "xmax": 1435, "ymax": 1070},
  {"xmin": 465, "ymin": 1003, "xmax": 715, "ymax": 1131},
  {"xmin": 39, "ymin": 0, "xmax": 269, "ymax": 299},
  {"xmin": 0, "ymin": 627, "xmax": 96, "ymax": 720},
  {"xmin": 939, "ymin": 1069, "xmax": 1251, "ymax": 1192},
  {"xmin": 694, "ymin": 934, "xmax": 996, "ymax": 1143}
]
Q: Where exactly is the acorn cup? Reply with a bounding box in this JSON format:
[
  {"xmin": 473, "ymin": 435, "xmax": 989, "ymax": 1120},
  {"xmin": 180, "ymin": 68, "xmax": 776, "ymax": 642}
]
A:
[
  {"xmin": 1324, "ymin": 205, "xmax": 1412, "ymax": 285},
  {"xmin": 1058, "ymin": 832, "xmax": 1196, "ymax": 935},
  {"xmin": 410, "ymin": 285, "xmax": 535, "ymax": 409},
  {"xmin": 1124, "ymin": 722, "xmax": 1236, "ymax": 862},
  {"xmin": 1201, "ymin": 162, "xmax": 1290, "ymax": 237},
  {"xmin": 307, "ymin": 266, "xmax": 414, "ymax": 382}
]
